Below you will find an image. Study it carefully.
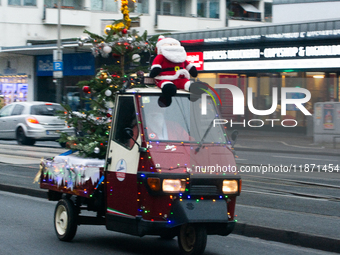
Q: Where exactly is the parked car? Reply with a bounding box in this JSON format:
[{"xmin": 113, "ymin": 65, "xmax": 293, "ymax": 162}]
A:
[{"xmin": 0, "ymin": 101, "xmax": 75, "ymax": 146}]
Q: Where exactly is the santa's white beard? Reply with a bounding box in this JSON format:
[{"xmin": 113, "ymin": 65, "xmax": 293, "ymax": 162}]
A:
[{"xmin": 161, "ymin": 46, "xmax": 187, "ymax": 63}]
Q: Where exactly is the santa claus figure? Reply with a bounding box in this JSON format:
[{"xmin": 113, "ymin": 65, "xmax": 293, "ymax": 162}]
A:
[{"xmin": 149, "ymin": 36, "xmax": 199, "ymax": 105}]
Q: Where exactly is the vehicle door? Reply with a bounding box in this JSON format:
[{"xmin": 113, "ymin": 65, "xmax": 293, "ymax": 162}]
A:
[
  {"xmin": 6, "ymin": 104, "xmax": 25, "ymax": 139},
  {"xmin": 105, "ymin": 95, "xmax": 141, "ymax": 218},
  {"xmin": 0, "ymin": 104, "xmax": 15, "ymax": 139}
]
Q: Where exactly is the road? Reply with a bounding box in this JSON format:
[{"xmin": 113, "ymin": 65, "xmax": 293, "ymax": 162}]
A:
[
  {"xmin": 0, "ymin": 141, "xmax": 339, "ymax": 253},
  {"xmin": 0, "ymin": 191, "xmax": 335, "ymax": 255}
]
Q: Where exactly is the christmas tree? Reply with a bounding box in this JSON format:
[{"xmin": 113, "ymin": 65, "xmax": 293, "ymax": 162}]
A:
[{"xmin": 58, "ymin": 0, "xmax": 158, "ymax": 159}]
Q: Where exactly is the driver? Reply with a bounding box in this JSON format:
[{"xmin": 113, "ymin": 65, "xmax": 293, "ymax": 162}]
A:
[{"xmin": 144, "ymin": 100, "xmax": 190, "ymax": 141}]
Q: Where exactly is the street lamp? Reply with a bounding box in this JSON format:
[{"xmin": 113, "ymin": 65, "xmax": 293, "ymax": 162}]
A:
[{"xmin": 53, "ymin": 0, "xmax": 63, "ymax": 104}]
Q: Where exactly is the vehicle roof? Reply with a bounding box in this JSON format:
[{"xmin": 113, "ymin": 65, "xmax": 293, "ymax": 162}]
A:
[{"xmin": 125, "ymin": 87, "xmax": 190, "ymax": 94}]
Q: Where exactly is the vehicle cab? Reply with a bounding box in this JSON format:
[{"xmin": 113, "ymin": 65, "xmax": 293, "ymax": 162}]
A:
[{"xmin": 105, "ymin": 87, "xmax": 241, "ymax": 253}]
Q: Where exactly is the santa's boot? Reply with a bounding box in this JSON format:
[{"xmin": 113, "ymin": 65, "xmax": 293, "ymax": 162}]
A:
[{"xmin": 158, "ymin": 83, "xmax": 177, "ymax": 107}]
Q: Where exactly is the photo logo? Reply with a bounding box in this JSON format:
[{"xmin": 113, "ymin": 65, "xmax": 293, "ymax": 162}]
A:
[
  {"xmin": 201, "ymin": 84, "xmax": 312, "ymax": 128},
  {"xmin": 199, "ymin": 83, "xmax": 222, "ymax": 114}
]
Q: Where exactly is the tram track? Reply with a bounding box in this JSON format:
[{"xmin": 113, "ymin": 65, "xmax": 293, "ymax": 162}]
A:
[{"xmin": 239, "ymin": 172, "xmax": 340, "ymax": 202}]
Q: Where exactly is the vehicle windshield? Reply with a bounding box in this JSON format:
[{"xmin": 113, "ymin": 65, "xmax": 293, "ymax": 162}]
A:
[
  {"xmin": 141, "ymin": 95, "xmax": 228, "ymax": 144},
  {"xmin": 30, "ymin": 104, "xmax": 64, "ymax": 116}
]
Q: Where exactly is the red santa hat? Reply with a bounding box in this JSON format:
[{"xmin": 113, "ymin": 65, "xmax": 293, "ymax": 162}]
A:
[{"xmin": 156, "ymin": 35, "xmax": 181, "ymax": 54}]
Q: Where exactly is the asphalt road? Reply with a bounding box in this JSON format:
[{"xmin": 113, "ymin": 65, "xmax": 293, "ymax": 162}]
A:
[
  {"xmin": 0, "ymin": 191, "xmax": 335, "ymax": 255},
  {"xmin": 0, "ymin": 140, "xmax": 339, "ymax": 253}
]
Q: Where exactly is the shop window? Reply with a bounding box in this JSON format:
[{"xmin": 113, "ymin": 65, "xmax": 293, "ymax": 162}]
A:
[
  {"xmin": 282, "ymin": 72, "xmax": 307, "ymax": 127},
  {"xmin": 197, "ymin": 0, "xmax": 219, "ymax": 19}
]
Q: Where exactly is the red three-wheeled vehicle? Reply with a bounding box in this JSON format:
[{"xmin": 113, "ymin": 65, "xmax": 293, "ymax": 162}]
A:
[{"xmin": 40, "ymin": 87, "xmax": 241, "ymax": 255}]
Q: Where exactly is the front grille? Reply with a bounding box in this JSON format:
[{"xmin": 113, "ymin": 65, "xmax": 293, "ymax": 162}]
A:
[{"xmin": 190, "ymin": 185, "xmax": 219, "ymax": 195}]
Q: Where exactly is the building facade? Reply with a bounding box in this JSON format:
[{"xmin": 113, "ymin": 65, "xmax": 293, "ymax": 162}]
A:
[
  {"xmin": 0, "ymin": 0, "xmax": 272, "ymax": 107},
  {"xmin": 171, "ymin": 19, "xmax": 340, "ymax": 132}
]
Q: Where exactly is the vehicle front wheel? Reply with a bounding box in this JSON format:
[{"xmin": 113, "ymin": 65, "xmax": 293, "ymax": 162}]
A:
[
  {"xmin": 16, "ymin": 127, "xmax": 35, "ymax": 146},
  {"xmin": 178, "ymin": 224, "xmax": 207, "ymax": 255},
  {"xmin": 54, "ymin": 199, "xmax": 78, "ymax": 241}
]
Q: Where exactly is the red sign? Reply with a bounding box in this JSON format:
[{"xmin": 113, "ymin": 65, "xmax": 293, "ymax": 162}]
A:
[{"xmin": 186, "ymin": 52, "xmax": 204, "ymax": 71}]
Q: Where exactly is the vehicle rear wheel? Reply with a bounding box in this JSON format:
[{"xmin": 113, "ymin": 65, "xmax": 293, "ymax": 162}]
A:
[
  {"xmin": 178, "ymin": 224, "xmax": 207, "ymax": 255},
  {"xmin": 54, "ymin": 199, "xmax": 78, "ymax": 241},
  {"xmin": 16, "ymin": 127, "xmax": 35, "ymax": 146}
]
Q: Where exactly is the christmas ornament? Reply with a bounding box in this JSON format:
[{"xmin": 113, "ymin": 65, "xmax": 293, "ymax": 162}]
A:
[
  {"xmin": 103, "ymin": 45, "xmax": 112, "ymax": 54},
  {"xmin": 137, "ymin": 70, "xmax": 144, "ymax": 78},
  {"xmin": 104, "ymin": 25, "xmax": 112, "ymax": 35},
  {"xmin": 105, "ymin": 89, "xmax": 112, "ymax": 97},
  {"xmin": 82, "ymin": 86, "xmax": 91, "ymax": 93},
  {"xmin": 122, "ymin": 28, "xmax": 128, "ymax": 34},
  {"xmin": 106, "ymin": 78, "xmax": 112, "ymax": 84},
  {"xmin": 94, "ymin": 147, "xmax": 100, "ymax": 154},
  {"xmin": 132, "ymin": 54, "xmax": 141, "ymax": 62}
]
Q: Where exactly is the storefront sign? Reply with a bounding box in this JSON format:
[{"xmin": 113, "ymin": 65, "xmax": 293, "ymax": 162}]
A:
[
  {"xmin": 203, "ymin": 44, "xmax": 340, "ymax": 61},
  {"xmin": 201, "ymin": 29, "xmax": 340, "ymax": 43},
  {"xmin": 204, "ymin": 58, "xmax": 340, "ymax": 71},
  {"xmin": 186, "ymin": 52, "xmax": 204, "ymax": 70},
  {"xmin": 37, "ymin": 53, "xmax": 95, "ymax": 76}
]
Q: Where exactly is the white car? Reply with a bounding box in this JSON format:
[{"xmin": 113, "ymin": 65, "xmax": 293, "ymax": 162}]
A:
[{"xmin": 0, "ymin": 101, "xmax": 75, "ymax": 146}]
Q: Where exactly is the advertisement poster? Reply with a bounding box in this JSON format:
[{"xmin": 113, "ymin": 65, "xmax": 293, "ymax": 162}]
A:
[
  {"xmin": 2, "ymin": 83, "xmax": 15, "ymax": 105},
  {"xmin": 323, "ymin": 104, "xmax": 334, "ymax": 129},
  {"xmin": 16, "ymin": 83, "xmax": 28, "ymax": 102}
]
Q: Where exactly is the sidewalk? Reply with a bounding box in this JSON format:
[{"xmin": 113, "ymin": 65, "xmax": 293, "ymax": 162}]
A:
[{"xmin": 0, "ymin": 133, "xmax": 339, "ymax": 253}]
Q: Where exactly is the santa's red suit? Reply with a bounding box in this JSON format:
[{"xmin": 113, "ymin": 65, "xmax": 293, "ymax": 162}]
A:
[
  {"xmin": 151, "ymin": 54, "xmax": 195, "ymax": 91},
  {"xmin": 149, "ymin": 36, "xmax": 197, "ymax": 93}
]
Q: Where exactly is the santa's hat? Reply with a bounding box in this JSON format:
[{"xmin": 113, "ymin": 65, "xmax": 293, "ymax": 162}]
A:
[{"xmin": 156, "ymin": 35, "xmax": 181, "ymax": 54}]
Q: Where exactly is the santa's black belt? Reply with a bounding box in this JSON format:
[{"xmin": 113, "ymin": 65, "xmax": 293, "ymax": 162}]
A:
[{"xmin": 161, "ymin": 66, "xmax": 184, "ymax": 72}]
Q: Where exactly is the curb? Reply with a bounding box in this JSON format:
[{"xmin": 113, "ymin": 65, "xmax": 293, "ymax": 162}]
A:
[
  {"xmin": 234, "ymin": 147, "xmax": 340, "ymax": 157},
  {"xmin": 1, "ymin": 183, "xmax": 339, "ymax": 253},
  {"xmin": 234, "ymin": 223, "xmax": 340, "ymax": 253},
  {"xmin": 0, "ymin": 183, "xmax": 47, "ymax": 199}
]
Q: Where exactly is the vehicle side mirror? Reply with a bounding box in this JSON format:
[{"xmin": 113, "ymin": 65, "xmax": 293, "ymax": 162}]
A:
[
  {"xmin": 124, "ymin": 128, "xmax": 147, "ymax": 153},
  {"xmin": 124, "ymin": 127, "xmax": 134, "ymax": 139},
  {"xmin": 231, "ymin": 130, "xmax": 239, "ymax": 142}
]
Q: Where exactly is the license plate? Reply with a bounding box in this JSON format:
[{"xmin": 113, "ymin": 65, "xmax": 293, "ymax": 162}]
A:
[{"xmin": 46, "ymin": 130, "xmax": 60, "ymax": 135}]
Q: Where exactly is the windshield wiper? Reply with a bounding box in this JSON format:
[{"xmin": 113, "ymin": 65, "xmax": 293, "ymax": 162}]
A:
[{"xmin": 195, "ymin": 118, "xmax": 215, "ymax": 154}]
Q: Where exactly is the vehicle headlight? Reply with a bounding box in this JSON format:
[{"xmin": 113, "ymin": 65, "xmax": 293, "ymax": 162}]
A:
[
  {"xmin": 162, "ymin": 179, "xmax": 186, "ymax": 193},
  {"xmin": 222, "ymin": 180, "xmax": 239, "ymax": 194}
]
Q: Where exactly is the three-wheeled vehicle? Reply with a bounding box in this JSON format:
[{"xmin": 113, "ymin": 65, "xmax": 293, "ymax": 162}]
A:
[{"xmin": 40, "ymin": 87, "xmax": 241, "ymax": 255}]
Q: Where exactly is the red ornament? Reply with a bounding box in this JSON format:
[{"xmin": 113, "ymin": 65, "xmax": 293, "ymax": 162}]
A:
[
  {"xmin": 122, "ymin": 28, "xmax": 128, "ymax": 34},
  {"xmin": 106, "ymin": 113, "xmax": 112, "ymax": 118},
  {"xmin": 82, "ymin": 85, "xmax": 91, "ymax": 93}
]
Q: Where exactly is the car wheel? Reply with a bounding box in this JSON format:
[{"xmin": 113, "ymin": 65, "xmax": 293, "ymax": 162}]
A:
[
  {"xmin": 54, "ymin": 199, "xmax": 78, "ymax": 241},
  {"xmin": 178, "ymin": 224, "xmax": 207, "ymax": 255},
  {"xmin": 16, "ymin": 127, "xmax": 35, "ymax": 146}
]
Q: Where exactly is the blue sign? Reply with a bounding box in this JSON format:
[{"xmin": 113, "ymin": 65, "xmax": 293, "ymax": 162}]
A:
[
  {"xmin": 53, "ymin": 61, "xmax": 63, "ymax": 71},
  {"xmin": 37, "ymin": 53, "xmax": 95, "ymax": 76}
]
